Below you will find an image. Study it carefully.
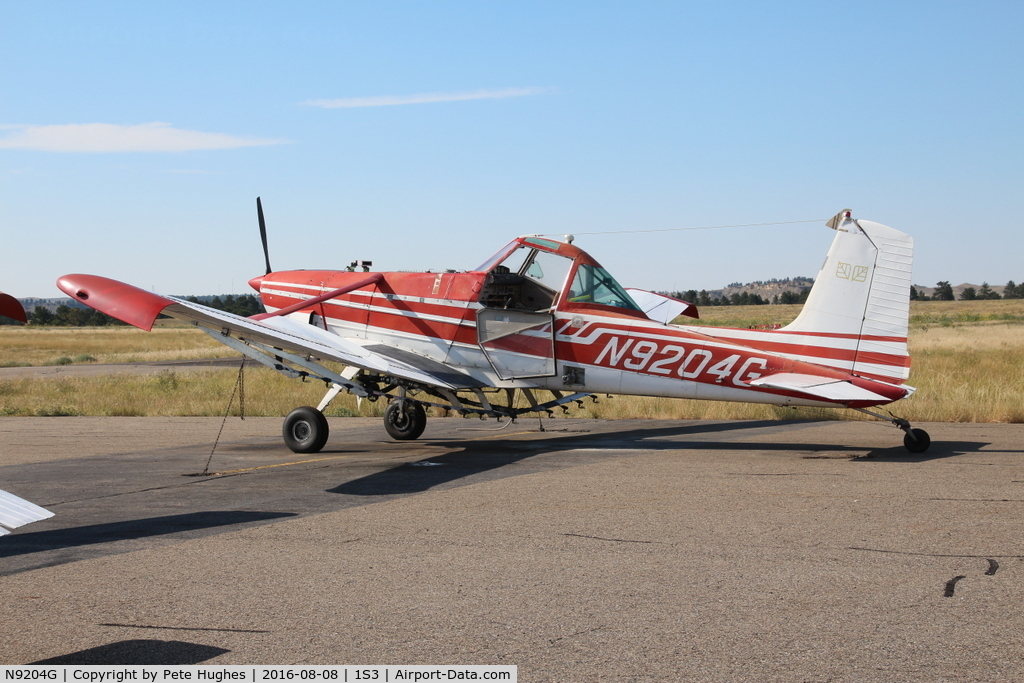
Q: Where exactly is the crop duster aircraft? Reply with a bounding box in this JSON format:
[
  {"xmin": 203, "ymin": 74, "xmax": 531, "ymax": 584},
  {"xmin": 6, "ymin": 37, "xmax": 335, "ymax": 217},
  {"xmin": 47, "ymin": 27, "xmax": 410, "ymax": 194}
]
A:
[{"xmin": 57, "ymin": 206, "xmax": 930, "ymax": 454}]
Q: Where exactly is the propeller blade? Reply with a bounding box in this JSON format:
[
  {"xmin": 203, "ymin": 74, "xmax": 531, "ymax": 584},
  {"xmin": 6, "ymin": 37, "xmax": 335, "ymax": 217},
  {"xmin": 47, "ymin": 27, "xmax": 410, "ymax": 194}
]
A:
[{"xmin": 257, "ymin": 196, "xmax": 272, "ymax": 275}]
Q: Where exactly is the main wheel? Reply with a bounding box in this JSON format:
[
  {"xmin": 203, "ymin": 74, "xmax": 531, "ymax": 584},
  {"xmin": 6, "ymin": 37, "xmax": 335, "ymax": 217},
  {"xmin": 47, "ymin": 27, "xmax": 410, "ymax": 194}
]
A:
[
  {"xmin": 384, "ymin": 400, "xmax": 427, "ymax": 440},
  {"xmin": 903, "ymin": 428, "xmax": 930, "ymax": 453},
  {"xmin": 282, "ymin": 406, "xmax": 330, "ymax": 453}
]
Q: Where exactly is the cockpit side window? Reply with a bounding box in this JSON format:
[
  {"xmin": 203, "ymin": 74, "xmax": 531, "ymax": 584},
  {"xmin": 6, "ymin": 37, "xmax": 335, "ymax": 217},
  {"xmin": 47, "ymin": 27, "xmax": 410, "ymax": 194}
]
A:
[
  {"xmin": 522, "ymin": 250, "xmax": 573, "ymax": 295},
  {"xmin": 567, "ymin": 264, "xmax": 642, "ymax": 311},
  {"xmin": 478, "ymin": 246, "xmax": 574, "ymax": 312}
]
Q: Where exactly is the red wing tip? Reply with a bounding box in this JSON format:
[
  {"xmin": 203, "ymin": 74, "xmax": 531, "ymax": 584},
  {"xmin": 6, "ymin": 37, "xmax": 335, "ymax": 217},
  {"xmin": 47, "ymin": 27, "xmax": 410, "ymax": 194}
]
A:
[{"xmin": 56, "ymin": 274, "xmax": 173, "ymax": 331}]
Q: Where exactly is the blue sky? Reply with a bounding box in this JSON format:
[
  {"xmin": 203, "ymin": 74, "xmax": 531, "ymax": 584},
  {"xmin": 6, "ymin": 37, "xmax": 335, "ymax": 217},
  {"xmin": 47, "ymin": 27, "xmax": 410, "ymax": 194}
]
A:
[{"xmin": 2, "ymin": 1, "xmax": 1021, "ymax": 298}]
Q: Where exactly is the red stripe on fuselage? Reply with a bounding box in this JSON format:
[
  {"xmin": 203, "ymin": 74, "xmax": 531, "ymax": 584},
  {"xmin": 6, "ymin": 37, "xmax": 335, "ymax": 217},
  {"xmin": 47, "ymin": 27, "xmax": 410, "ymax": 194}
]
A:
[
  {"xmin": 704, "ymin": 336, "xmax": 910, "ymax": 369},
  {"xmin": 555, "ymin": 319, "xmax": 908, "ymax": 395},
  {"xmin": 703, "ymin": 328, "xmax": 908, "ymax": 343}
]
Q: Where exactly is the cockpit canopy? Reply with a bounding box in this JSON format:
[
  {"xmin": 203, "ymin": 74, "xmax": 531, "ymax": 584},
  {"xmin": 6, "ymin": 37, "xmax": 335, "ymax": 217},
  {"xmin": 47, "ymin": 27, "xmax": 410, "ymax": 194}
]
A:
[{"xmin": 475, "ymin": 236, "xmax": 643, "ymax": 316}]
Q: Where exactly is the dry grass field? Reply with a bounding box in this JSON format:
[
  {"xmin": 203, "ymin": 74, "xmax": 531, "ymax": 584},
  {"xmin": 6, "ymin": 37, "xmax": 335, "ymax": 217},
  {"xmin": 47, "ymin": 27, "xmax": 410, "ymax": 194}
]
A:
[
  {"xmin": 1, "ymin": 300, "xmax": 1022, "ymax": 422},
  {"xmin": 0, "ymin": 323, "xmax": 224, "ymax": 367}
]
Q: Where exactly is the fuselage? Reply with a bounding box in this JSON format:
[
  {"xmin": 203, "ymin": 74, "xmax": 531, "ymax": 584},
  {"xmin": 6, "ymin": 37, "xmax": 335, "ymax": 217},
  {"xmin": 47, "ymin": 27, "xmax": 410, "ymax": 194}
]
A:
[{"xmin": 252, "ymin": 236, "xmax": 910, "ymax": 409}]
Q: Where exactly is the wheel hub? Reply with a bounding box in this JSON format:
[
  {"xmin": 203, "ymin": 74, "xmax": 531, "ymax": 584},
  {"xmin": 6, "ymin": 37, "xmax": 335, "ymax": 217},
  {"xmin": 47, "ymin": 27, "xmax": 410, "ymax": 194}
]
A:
[{"xmin": 292, "ymin": 421, "xmax": 311, "ymax": 441}]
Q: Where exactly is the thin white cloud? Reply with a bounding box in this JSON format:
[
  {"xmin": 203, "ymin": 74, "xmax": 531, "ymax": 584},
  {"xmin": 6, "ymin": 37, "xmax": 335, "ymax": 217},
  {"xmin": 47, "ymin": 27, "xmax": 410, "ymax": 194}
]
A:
[
  {"xmin": 0, "ymin": 122, "xmax": 288, "ymax": 152},
  {"xmin": 303, "ymin": 86, "xmax": 551, "ymax": 109}
]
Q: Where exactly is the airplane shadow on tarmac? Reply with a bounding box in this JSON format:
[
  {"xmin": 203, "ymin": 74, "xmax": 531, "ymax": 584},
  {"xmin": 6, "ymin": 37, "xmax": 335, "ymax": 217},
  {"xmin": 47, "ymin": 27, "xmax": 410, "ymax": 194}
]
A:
[
  {"xmin": 33, "ymin": 640, "xmax": 229, "ymax": 665},
  {"xmin": 331, "ymin": 420, "xmax": 989, "ymax": 496},
  {"xmin": 0, "ymin": 510, "xmax": 296, "ymax": 560}
]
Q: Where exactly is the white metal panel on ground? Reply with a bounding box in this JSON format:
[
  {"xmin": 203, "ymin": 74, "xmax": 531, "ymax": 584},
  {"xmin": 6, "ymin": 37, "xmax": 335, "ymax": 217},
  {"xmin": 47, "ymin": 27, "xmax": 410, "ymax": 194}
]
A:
[{"xmin": 0, "ymin": 489, "xmax": 55, "ymax": 532}]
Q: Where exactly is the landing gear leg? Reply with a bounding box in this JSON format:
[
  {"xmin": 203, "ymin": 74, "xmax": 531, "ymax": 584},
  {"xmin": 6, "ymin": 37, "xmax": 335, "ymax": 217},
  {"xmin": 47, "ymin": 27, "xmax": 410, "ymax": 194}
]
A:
[
  {"xmin": 384, "ymin": 399, "xmax": 427, "ymax": 440},
  {"xmin": 317, "ymin": 383, "xmax": 344, "ymax": 413},
  {"xmin": 854, "ymin": 408, "xmax": 931, "ymax": 453}
]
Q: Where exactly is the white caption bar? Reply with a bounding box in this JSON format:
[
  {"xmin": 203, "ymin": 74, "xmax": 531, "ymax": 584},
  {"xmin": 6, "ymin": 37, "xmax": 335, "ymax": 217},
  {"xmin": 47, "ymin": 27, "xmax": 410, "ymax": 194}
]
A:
[{"xmin": 0, "ymin": 667, "xmax": 516, "ymax": 683}]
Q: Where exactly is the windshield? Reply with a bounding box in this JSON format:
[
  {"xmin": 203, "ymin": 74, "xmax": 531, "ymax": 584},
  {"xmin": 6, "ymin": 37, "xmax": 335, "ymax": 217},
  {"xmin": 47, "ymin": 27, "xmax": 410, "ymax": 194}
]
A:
[{"xmin": 567, "ymin": 264, "xmax": 642, "ymax": 311}]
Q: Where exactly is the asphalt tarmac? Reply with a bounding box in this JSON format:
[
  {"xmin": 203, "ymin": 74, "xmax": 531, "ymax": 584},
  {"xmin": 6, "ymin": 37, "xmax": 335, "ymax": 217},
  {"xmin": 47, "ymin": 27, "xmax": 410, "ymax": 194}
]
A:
[{"xmin": 1, "ymin": 416, "xmax": 1023, "ymax": 680}]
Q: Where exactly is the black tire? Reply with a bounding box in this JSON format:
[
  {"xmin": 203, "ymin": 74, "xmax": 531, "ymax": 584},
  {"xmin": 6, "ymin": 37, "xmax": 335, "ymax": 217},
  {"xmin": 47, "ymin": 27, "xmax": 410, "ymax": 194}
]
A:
[
  {"xmin": 384, "ymin": 400, "xmax": 427, "ymax": 441},
  {"xmin": 903, "ymin": 428, "xmax": 930, "ymax": 453},
  {"xmin": 282, "ymin": 406, "xmax": 329, "ymax": 453}
]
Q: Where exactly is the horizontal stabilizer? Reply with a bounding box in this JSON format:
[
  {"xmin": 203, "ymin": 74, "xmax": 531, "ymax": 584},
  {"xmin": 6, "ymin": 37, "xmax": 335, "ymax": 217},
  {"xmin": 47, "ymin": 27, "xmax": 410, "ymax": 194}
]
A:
[
  {"xmin": 0, "ymin": 489, "xmax": 55, "ymax": 535},
  {"xmin": 749, "ymin": 372, "xmax": 903, "ymax": 403}
]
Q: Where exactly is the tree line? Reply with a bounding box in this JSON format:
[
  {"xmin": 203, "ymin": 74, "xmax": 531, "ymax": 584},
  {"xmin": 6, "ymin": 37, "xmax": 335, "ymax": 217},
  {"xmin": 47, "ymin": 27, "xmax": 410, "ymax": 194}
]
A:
[
  {"xmin": 912, "ymin": 280, "xmax": 1023, "ymax": 301},
  {"xmin": 668, "ymin": 288, "xmax": 810, "ymax": 307},
  {"xmin": 2, "ymin": 294, "xmax": 265, "ymax": 326}
]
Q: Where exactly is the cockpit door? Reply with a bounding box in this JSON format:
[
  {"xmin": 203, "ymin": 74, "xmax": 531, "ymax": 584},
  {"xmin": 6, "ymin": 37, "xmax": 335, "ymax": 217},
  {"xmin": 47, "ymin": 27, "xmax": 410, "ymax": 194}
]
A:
[{"xmin": 476, "ymin": 309, "xmax": 556, "ymax": 380}]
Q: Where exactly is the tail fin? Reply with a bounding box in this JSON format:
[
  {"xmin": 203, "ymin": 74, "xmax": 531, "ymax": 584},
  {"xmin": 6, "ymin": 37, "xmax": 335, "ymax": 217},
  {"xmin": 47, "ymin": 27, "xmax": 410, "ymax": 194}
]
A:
[{"xmin": 781, "ymin": 210, "xmax": 913, "ymax": 383}]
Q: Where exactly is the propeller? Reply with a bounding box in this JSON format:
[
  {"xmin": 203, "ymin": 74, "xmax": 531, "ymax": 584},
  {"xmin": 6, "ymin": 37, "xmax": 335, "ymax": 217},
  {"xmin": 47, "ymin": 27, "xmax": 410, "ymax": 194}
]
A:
[{"xmin": 257, "ymin": 196, "xmax": 272, "ymax": 275}]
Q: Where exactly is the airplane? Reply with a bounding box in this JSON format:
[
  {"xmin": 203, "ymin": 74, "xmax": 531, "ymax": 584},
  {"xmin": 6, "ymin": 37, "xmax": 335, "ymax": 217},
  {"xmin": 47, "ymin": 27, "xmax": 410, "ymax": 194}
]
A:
[{"xmin": 56, "ymin": 204, "xmax": 931, "ymax": 455}]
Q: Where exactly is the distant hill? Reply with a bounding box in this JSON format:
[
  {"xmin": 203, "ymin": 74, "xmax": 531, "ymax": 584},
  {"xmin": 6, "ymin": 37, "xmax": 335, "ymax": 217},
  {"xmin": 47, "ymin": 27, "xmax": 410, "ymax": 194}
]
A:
[
  {"xmin": 667, "ymin": 277, "xmax": 815, "ymax": 305},
  {"xmin": 18, "ymin": 297, "xmax": 83, "ymax": 313},
  {"xmin": 677, "ymin": 279, "xmax": 1014, "ymax": 304},
  {"xmin": 18, "ymin": 294, "xmax": 257, "ymax": 314},
  {"xmin": 718, "ymin": 277, "xmax": 815, "ymax": 302}
]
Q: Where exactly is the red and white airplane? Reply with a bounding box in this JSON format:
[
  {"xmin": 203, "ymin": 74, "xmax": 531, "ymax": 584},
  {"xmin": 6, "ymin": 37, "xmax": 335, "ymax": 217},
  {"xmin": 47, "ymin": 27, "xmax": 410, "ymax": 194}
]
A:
[{"xmin": 57, "ymin": 205, "xmax": 930, "ymax": 454}]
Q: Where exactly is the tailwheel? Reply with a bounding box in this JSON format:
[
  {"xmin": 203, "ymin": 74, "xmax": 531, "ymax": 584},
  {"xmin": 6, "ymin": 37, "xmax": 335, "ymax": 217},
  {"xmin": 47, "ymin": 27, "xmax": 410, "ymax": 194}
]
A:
[
  {"xmin": 384, "ymin": 399, "xmax": 427, "ymax": 440},
  {"xmin": 903, "ymin": 428, "xmax": 931, "ymax": 454},
  {"xmin": 853, "ymin": 408, "xmax": 933, "ymax": 454},
  {"xmin": 283, "ymin": 406, "xmax": 330, "ymax": 453}
]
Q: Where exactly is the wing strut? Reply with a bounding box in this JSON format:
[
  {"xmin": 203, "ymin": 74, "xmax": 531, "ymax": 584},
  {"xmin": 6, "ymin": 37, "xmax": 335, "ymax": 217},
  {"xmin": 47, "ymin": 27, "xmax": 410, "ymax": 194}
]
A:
[{"xmin": 251, "ymin": 273, "xmax": 383, "ymax": 321}]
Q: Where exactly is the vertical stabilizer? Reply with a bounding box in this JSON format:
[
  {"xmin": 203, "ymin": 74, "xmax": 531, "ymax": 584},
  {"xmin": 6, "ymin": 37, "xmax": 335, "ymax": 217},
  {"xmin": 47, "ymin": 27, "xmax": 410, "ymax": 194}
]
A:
[{"xmin": 782, "ymin": 212, "xmax": 913, "ymax": 382}]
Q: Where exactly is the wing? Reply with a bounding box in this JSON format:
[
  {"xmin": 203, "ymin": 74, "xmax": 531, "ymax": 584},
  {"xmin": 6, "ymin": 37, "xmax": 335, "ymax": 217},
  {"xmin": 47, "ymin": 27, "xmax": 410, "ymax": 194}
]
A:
[
  {"xmin": 56, "ymin": 274, "xmax": 481, "ymax": 392},
  {"xmin": 0, "ymin": 489, "xmax": 54, "ymax": 536}
]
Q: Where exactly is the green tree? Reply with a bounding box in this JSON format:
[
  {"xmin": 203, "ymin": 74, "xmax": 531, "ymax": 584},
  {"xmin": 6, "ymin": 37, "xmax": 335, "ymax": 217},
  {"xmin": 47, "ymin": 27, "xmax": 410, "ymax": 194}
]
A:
[
  {"xmin": 933, "ymin": 281, "xmax": 955, "ymax": 301},
  {"xmin": 960, "ymin": 287, "xmax": 977, "ymax": 301},
  {"xmin": 778, "ymin": 288, "xmax": 810, "ymax": 305},
  {"xmin": 29, "ymin": 306, "xmax": 54, "ymax": 325},
  {"xmin": 977, "ymin": 282, "xmax": 1000, "ymax": 300},
  {"xmin": 1003, "ymin": 281, "xmax": 1020, "ymax": 299}
]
